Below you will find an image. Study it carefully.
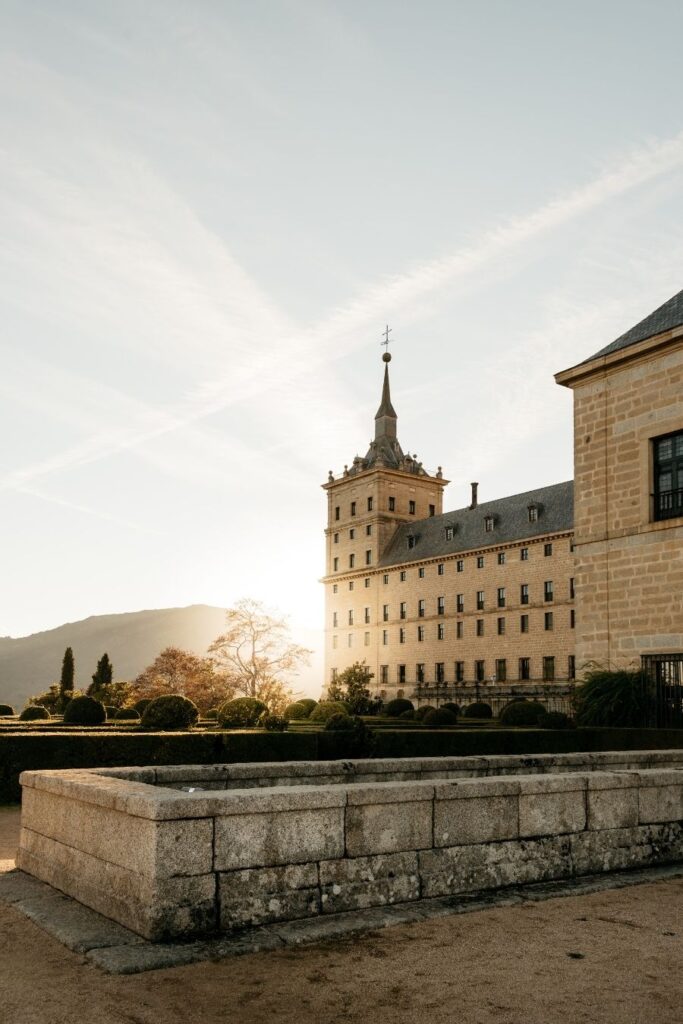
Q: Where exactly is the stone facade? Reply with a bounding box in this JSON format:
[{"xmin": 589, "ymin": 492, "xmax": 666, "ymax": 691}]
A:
[{"xmin": 556, "ymin": 319, "xmax": 683, "ymax": 672}]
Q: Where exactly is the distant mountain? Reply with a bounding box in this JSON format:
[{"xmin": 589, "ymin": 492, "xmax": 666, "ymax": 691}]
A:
[{"xmin": 0, "ymin": 605, "xmax": 323, "ymax": 711}]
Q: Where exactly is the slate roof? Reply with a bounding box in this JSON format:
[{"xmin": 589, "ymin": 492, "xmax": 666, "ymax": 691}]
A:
[
  {"xmin": 582, "ymin": 288, "xmax": 683, "ymax": 364},
  {"xmin": 379, "ymin": 480, "xmax": 574, "ymax": 567}
]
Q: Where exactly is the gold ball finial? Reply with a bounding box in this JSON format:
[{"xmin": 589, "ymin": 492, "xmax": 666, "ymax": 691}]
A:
[{"xmin": 382, "ymin": 351, "xmax": 391, "ymax": 363}]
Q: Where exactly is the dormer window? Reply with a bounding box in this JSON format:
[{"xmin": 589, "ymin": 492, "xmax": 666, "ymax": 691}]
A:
[
  {"xmin": 484, "ymin": 515, "xmax": 495, "ymax": 532},
  {"xmin": 445, "ymin": 525, "xmax": 455, "ymax": 541},
  {"xmin": 407, "ymin": 534, "xmax": 416, "ymax": 550},
  {"xmin": 528, "ymin": 504, "xmax": 538, "ymax": 523}
]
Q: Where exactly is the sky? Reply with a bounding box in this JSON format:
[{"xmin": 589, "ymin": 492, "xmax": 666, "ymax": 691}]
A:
[{"xmin": 2, "ymin": 0, "xmax": 683, "ymax": 678}]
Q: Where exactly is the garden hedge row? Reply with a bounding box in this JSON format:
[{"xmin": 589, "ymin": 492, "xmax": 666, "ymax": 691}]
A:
[{"xmin": 1, "ymin": 726, "xmax": 682, "ymax": 802}]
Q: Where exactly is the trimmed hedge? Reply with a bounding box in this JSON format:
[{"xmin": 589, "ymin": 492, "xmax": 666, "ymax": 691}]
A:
[
  {"xmin": 499, "ymin": 700, "xmax": 547, "ymax": 727},
  {"xmin": 64, "ymin": 696, "xmax": 106, "ymax": 726},
  {"xmin": 384, "ymin": 698, "xmax": 414, "ymax": 717},
  {"xmin": 142, "ymin": 695, "xmax": 199, "ymax": 730},
  {"xmin": 462, "ymin": 702, "xmax": 493, "ymax": 719},
  {"xmin": 423, "ymin": 707, "xmax": 458, "ymax": 727},
  {"xmin": 114, "ymin": 707, "xmax": 141, "ymax": 721},
  {"xmin": 218, "ymin": 698, "xmax": 268, "ymax": 728},
  {"xmin": 0, "ymin": 705, "xmax": 15, "ymax": 717},
  {"xmin": 2, "ymin": 725, "xmax": 683, "ymax": 803},
  {"xmin": 20, "ymin": 706, "xmax": 50, "ymax": 721},
  {"xmin": 309, "ymin": 701, "xmax": 348, "ymax": 723}
]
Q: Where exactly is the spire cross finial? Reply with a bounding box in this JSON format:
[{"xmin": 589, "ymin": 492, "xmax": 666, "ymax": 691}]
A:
[{"xmin": 381, "ymin": 324, "xmax": 392, "ymax": 352}]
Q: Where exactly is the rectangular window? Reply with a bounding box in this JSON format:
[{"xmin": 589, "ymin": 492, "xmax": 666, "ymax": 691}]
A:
[
  {"xmin": 568, "ymin": 655, "xmax": 576, "ymax": 680},
  {"xmin": 544, "ymin": 580, "xmax": 554, "ymax": 602},
  {"xmin": 333, "ymin": 532, "xmax": 339, "ymax": 544},
  {"xmin": 570, "ymin": 609, "xmax": 575, "ymax": 629},
  {"xmin": 364, "ymin": 632, "xmax": 370, "ymax": 646},
  {"xmin": 383, "ymin": 604, "xmax": 389, "ymax": 622},
  {"xmin": 418, "ymin": 566, "xmax": 425, "ymax": 578},
  {"xmin": 497, "ymin": 551, "xmax": 506, "ymax": 565},
  {"xmin": 437, "ymin": 623, "xmax": 445, "ymax": 640},
  {"xmin": 334, "ymin": 506, "xmax": 340, "ymax": 521},
  {"xmin": 350, "ymin": 502, "xmax": 356, "ymax": 517},
  {"xmin": 497, "ymin": 587, "xmax": 505, "ymax": 608},
  {"xmin": 333, "ymin": 584, "xmax": 338, "ymax": 594},
  {"xmin": 349, "ymin": 581, "xmax": 354, "ymax": 590},
  {"xmin": 333, "ymin": 612, "xmax": 338, "ymax": 627},
  {"xmin": 445, "ymin": 526, "xmax": 454, "ymax": 541},
  {"xmin": 475, "ymin": 660, "xmax": 485, "ymax": 682},
  {"xmin": 364, "ymin": 578, "xmax": 370, "ymax": 588},
  {"xmin": 485, "ymin": 516, "xmax": 494, "ymax": 532},
  {"xmin": 366, "ymin": 524, "xmax": 372, "ymax": 536},
  {"xmin": 365, "ymin": 550, "xmax": 372, "ymax": 565},
  {"xmin": 457, "ymin": 593, "xmax": 465, "ymax": 613},
  {"xmin": 398, "ymin": 664, "xmax": 406, "ymax": 684},
  {"xmin": 382, "ymin": 629, "xmax": 388, "ymax": 646},
  {"xmin": 380, "ymin": 665, "xmax": 388, "ymax": 684},
  {"xmin": 409, "ymin": 499, "xmax": 416, "ymax": 515},
  {"xmin": 435, "ymin": 662, "xmax": 445, "ymax": 684},
  {"xmin": 417, "ymin": 625, "xmax": 425, "ymax": 641},
  {"xmin": 349, "ymin": 554, "xmax": 355, "ymax": 568},
  {"xmin": 544, "ymin": 543, "xmax": 553, "ymax": 557},
  {"xmin": 400, "ymin": 570, "xmax": 406, "ymax": 582},
  {"xmin": 520, "ymin": 614, "xmax": 529, "ymax": 633},
  {"xmin": 429, "ymin": 504, "xmax": 436, "ymax": 517},
  {"xmin": 477, "ymin": 556, "xmax": 484, "ymax": 569},
  {"xmin": 399, "ymin": 628, "xmax": 406, "ymax": 644},
  {"xmin": 407, "ymin": 535, "xmax": 416, "ymax": 550},
  {"xmin": 416, "ymin": 663, "xmax": 425, "ymax": 683},
  {"xmin": 477, "ymin": 590, "xmax": 485, "ymax": 610},
  {"xmin": 418, "ymin": 599, "xmax": 425, "ymax": 617},
  {"xmin": 347, "ymin": 634, "xmax": 352, "ymax": 647},
  {"xmin": 437, "ymin": 596, "xmax": 445, "ymax": 615},
  {"xmin": 349, "ymin": 528, "xmax": 355, "ymax": 540},
  {"xmin": 400, "ymin": 601, "xmax": 407, "ymax": 620},
  {"xmin": 437, "ymin": 563, "xmax": 444, "ymax": 576},
  {"xmin": 653, "ymin": 430, "xmax": 683, "ymax": 520},
  {"xmin": 456, "ymin": 621, "xmax": 464, "ymax": 638},
  {"xmin": 333, "ymin": 557, "xmax": 339, "ymax": 571},
  {"xmin": 383, "ymin": 574, "xmax": 389, "ymax": 585},
  {"xmin": 455, "ymin": 661, "xmax": 464, "ymax": 682},
  {"xmin": 545, "ymin": 611, "xmax": 553, "ymax": 631},
  {"xmin": 520, "ymin": 583, "xmax": 529, "ymax": 605},
  {"xmin": 543, "ymin": 656, "xmax": 555, "ymax": 682},
  {"xmin": 456, "ymin": 559, "xmax": 464, "ymax": 572},
  {"xmin": 497, "ymin": 616, "xmax": 505, "ymax": 635},
  {"xmin": 519, "ymin": 657, "xmax": 530, "ymax": 680},
  {"xmin": 367, "ymin": 497, "xmax": 373, "ymax": 512},
  {"xmin": 495, "ymin": 658, "xmax": 507, "ymax": 682},
  {"xmin": 332, "ymin": 635, "xmax": 338, "ymax": 649},
  {"xmin": 331, "ymin": 668, "xmax": 338, "ymax": 682},
  {"xmin": 364, "ymin": 607, "xmax": 370, "ymax": 624},
  {"xmin": 388, "ymin": 496, "xmax": 395, "ymax": 512},
  {"xmin": 520, "ymin": 547, "xmax": 529, "ymax": 561},
  {"xmin": 348, "ymin": 610, "xmax": 353, "ymax": 625},
  {"xmin": 528, "ymin": 506, "xmax": 538, "ymax": 523},
  {"xmin": 476, "ymin": 618, "xmax": 484, "ymax": 636},
  {"xmin": 570, "ymin": 577, "xmax": 575, "ymax": 599}
]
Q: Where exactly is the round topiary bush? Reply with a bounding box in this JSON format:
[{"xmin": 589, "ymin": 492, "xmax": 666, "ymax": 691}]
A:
[
  {"xmin": 217, "ymin": 697, "xmax": 268, "ymax": 728},
  {"xmin": 285, "ymin": 701, "xmax": 309, "ymax": 720},
  {"xmin": 205, "ymin": 708, "xmax": 219, "ymax": 721},
  {"xmin": 63, "ymin": 695, "xmax": 106, "ymax": 725},
  {"xmin": 441, "ymin": 702, "xmax": 460, "ymax": 716},
  {"xmin": 423, "ymin": 707, "xmax": 458, "ymax": 727},
  {"xmin": 114, "ymin": 707, "xmax": 140, "ymax": 721},
  {"xmin": 462, "ymin": 701, "xmax": 493, "ymax": 719},
  {"xmin": 20, "ymin": 705, "xmax": 50, "ymax": 721},
  {"xmin": 499, "ymin": 700, "xmax": 546, "ymax": 727},
  {"xmin": 309, "ymin": 700, "xmax": 348, "ymax": 724},
  {"xmin": 324, "ymin": 712, "xmax": 356, "ymax": 731},
  {"xmin": 414, "ymin": 704, "xmax": 436, "ymax": 720},
  {"xmin": 538, "ymin": 710, "xmax": 573, "ymax": 730},
  {"xmin": 296, "ymin": 698, "xmax": 318, "ymax": 717},
  {"xmin": 399, "ymin": 708, "xmax": 415, "ymax": 720},
  {"xmin": 383, "ymin": 698, "xmax": 414, "ymax": 717},
  {"xmin": 259, "ymin": 712, "xmax": 288, "ymax": 732},
  {"xmin": 104, "ymin": 705, "xmax": 118, "ymax": 719},
  {"xmin": 141, "ymin": 695, "xmax": 199, "ymax": 730},
  {"xmin": 0, "ymin": 704, "xmax": 15, "ymax": 717},
  {"xmin": 133, "ymin": 698, "xmax": 151, "ymax": 716}
]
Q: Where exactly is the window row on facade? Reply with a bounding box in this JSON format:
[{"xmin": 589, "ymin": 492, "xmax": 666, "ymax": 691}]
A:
[
  {"xmin": 334, "ymin": 497, "xmax": 436, "ymax": 520},
  {"xmin": 331, "ymin": 541, "xmax": 568, "ymax": 575},
  {"xmin": 331, "ymin": 609, "xmax": 574, "ymax": 647},
  {"xmin": 335, "ymin": 654, "xmax": 576, "ymax": 686}
]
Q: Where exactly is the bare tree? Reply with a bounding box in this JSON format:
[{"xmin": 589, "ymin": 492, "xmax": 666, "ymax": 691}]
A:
[{"xmin": 208, "ymin": 599, "xmax": 311, "ymax": 713}]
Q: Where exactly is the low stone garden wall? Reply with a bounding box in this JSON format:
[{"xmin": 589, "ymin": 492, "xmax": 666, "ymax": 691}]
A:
[{"xmin": 17, "ymin": 751, "xmax": 683, "ymax": 941}]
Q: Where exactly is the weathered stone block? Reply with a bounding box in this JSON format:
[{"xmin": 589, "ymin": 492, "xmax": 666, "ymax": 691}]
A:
[
  {"xmin": 518, "ymin": 776, "xmax": 587, "ymax": 837},
  {"xmin": 345, "ymin": 784, "xmax": 433, "ymax": 857},
  {"xmin": 214, "ymin": 807, "xmax": 344, "ymax": 870},
  {"xmin": 319, "ymin": 852, "xmax": 419, "ymax": 913},
  {"xmin": 586, "ymin": 773, "xmax": 640, "ymax": 830},
  {"xmin": 638, "ymin": 782, "xmax": 683, "ymax": 824},
  {"xmin": 218, "ymin": 863, "xmax": 319, "ymax": 928},
  {"xmin": 433, "ymin": 778, "xmax": 519, "ymax": 847},
  {"xmin": 419, "ymin": 836, "xmax": 572, "ymax": 898},
  {"xmin": 570, "ymin": 823, "xmax": 683, "ymax": 876}
]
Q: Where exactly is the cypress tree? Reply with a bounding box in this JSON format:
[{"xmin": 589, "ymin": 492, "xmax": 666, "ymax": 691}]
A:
[
  {"xmin": 89, "ymin": 653, "xmax": 113, "ymax": 697},
  {"xmin": 59, "ymin": 647, "xmax": 74, "ymax": 705}
]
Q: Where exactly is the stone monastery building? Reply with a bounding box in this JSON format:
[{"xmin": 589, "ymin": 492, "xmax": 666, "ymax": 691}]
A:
[{"xmin": 323, "ymin": 290, "xmax": 683, "ymax": 710}]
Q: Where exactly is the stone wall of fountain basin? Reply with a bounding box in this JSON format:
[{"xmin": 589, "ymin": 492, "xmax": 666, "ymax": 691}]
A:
[{"xmin": 17, "ymin": 751, "xmax": 683, "ymax": 941}]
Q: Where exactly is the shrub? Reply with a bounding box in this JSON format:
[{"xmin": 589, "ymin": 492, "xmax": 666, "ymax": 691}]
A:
[
  {"xmin": 114, "ymin": 707, "xmax": 140, "ymax": 721},
  {"xmin": 259, "ymin": 712, "xmax": 288, "ymax": 732},
  {"xmin": 384, "ymin": 698, "xmax": 414, "ymax": 717},
  {"xmin": 296, "ymin": 698, "xmax": 318, "ymax": 717},
  {"xmin": 441, "ymin": 702, "xmax": 460, "ymax": 716},
  {"xmin": 285, "ymin": 701, "xmax": 310, "ymax": 720},
  {"xmin": 205, "ymin": 708, "xmax": 219, "ymax": 721},
  {"xmin": 538, "ymin": 710, "xmax": 573, "ymax": 730},
  {"xmin": 415, "ymin": 704, "xmax": 436, "ymax": 720},
  {"xmin": 499, "ymin": 700, "xmax": 547, "ymax": 727},
  {"xmin": 323, "ymin": 715, "xmax": 367, "ymax": 744},
  {"xmin": 309, "ymin": 700, "xmax": 348, "ymax": 724},
  {"xmin": 133, "ymin": 699, "xmax": 152, "ymax": 716},
  {"xmin": 573, "ymin": 669, "xmax": 650, "ymax": 728},
  {"xmin": 141, "ymin": 695, "xmax": 199, "ymax": 730},
  {"xmin": 217, "ymin": 697, "xmax": 268, "ymax": 728},
  {"xmin": 63, "ymin": 696, "xmax": 106, "ymax": 725},
  {"xmin": 399, "ymin": 708, "xmax": 415, "ymax": 720},
  {"xmin": 0, "ymin": 704, "xmax": 15, "ymax": 717},
  {"xmin": 462, "ymin": 701, "xmax": 493, "ymax": 719},
  {"xmin": 20, "ymin": 705, "xmax": 50, "ymax": 721},
  {"xmin": 104, "ymin": 705, "xmax": 118, "ymax": 719},
  {"xmin": 423, "ymin": 707, "xmax": 458, "ymax": 728}
]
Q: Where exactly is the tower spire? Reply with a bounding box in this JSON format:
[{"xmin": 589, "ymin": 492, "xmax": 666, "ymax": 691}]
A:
[{"xmin": 375, "ymin": 327, "xmax": 397, "ymax": 440}]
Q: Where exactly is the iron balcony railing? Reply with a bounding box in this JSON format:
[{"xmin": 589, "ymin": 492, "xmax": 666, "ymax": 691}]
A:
[{"xmin": 654, "ymin": 488, "xmax": 683, "ymax": 521}]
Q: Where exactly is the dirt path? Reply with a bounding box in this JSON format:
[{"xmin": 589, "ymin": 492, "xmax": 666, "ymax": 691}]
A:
[
  {"xmin": 0, "ymin": 805, "xmax": 20, "ymax": 867},
  {"xmin": 1, "ymin": 806, "xmax": 681, "ymax": 1023}
]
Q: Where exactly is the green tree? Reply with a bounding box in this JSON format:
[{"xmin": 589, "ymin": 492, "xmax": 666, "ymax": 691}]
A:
[
  {"xmin": 59, "ymin": 647, "xmax": 74, "ymax": 708},
  {"xmin": 329, "ymin": 661, "xmax": 375, "ymax": 715},
  {"xmin": 88, "ymin": 653, "xmax": 113, "ymax": 699}
]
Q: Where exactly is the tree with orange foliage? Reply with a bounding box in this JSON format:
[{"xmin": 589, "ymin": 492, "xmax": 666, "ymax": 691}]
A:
[{"xmin": 131, "ymin": 647, "xmax": 233, "ymax": 714}]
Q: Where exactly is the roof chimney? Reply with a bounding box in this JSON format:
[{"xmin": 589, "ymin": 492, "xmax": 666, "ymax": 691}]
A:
[{"xmin": 470, "ymin": 481, "xmax": 479, "ymax": 509}]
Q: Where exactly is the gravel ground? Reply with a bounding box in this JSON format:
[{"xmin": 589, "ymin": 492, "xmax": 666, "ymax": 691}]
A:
[{"xmin": 1, "ymin": 806, "xmax": 681, "ymax": 1024}]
